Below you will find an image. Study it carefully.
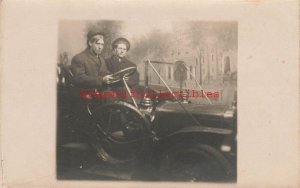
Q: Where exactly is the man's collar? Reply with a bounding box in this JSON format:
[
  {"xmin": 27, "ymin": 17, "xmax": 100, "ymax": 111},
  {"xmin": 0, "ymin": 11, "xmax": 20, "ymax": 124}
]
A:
[
  {"xmin": 86, "ymin": 48, "xmax": 102, "ymax": 63},
  {"xmin": 87, "ymin": 48, "xmax": 98, "ymax": 57}
]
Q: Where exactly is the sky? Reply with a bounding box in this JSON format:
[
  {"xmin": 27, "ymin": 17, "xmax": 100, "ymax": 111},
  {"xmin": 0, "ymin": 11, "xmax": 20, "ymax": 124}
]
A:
[
  {"xmin": 58, "ymin": 20, "xmax": 237, "ymax": 65},
  {"xmin": 121, "ymin": 20, "xmax": 174, "ymax": 41}
]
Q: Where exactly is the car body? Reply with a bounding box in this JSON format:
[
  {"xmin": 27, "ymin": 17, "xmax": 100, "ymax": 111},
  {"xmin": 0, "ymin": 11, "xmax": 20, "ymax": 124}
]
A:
[{"xmin": 56, "ymin": 61, "xmax": 237, "ymax": 182}]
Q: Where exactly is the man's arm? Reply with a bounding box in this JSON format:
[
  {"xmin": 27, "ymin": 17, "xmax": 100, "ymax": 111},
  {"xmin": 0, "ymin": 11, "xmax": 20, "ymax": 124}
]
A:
[{"xmin": 70, "ymin": 57, "xmax": 103, "ymax": 87}]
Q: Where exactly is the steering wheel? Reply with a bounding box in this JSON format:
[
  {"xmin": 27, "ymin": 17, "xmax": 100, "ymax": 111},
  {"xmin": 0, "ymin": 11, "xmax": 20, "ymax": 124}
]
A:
[
  {"xmin": 90, "ymin": 101, "xmax": 152, "ymax": 161},
  {"xmin": 106, "ymin": 66, "xmax": 137, "ymax": 85}
]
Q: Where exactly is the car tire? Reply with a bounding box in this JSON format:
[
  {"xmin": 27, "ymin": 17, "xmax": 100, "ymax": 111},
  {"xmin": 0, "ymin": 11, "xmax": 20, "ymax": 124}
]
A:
[{"xmin": 159, "ymin": 143, "xmax": 234, "ymax": 182}]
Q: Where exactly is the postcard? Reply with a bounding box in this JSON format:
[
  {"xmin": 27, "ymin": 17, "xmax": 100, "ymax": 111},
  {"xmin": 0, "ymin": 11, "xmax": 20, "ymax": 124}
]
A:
[{"xmin": 1, "ymin": 0, "xmax": 299, "ymax": 187}]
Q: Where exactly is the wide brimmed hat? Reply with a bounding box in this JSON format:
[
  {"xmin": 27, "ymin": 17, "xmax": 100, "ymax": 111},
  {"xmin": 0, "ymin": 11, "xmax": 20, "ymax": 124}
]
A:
[{"xmin": 112, "ymin": 37, "xmax": 130, "ymax": 51}]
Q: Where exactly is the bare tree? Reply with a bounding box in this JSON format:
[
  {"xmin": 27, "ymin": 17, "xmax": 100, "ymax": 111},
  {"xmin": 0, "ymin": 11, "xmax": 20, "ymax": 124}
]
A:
[
  {"xmin": 130, "ymin": 29, "xmax": 173, "ymax": 64},
  {"xmin": 179, "ymin": 22, "xmax": 237, "ymax": 84},
  {"xmin": 174, "ymin": 61, "xmax": 187, "ymax": 90},
  {"xmin": 184, "ymin": 21, "xmax": 237, "ymax": 51}
]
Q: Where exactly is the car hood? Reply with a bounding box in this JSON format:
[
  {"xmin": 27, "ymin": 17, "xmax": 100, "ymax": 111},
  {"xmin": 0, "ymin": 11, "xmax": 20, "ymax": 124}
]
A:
[
  {"xmin": 153, "ymin": 101, "xmax": 235, "ymax": 137},
  {"xmin": 155, "ymin": 102, "xmax": 229, "ymax": 117}
]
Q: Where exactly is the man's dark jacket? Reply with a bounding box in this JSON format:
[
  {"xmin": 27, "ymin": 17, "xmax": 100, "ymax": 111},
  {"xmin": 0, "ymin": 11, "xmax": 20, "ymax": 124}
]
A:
[{"xmin": 71, "ymin": 48, "xmax": 110, "ymax": 89}]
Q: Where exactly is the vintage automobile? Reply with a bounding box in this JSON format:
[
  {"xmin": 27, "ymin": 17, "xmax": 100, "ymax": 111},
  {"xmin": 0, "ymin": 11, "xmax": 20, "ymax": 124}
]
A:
[{"xmin": 57, "ymin": 60, "xmax": 237, "ymax": 182}]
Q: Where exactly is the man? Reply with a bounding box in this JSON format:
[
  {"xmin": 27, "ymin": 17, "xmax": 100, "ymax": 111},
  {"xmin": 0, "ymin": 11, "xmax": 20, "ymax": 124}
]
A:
[
  {"xmin": 71, "ymin": 30, "xmax": 113, "ymax": 89},
  {"xmin": 105, "ymin": 37, "xmax": 139, "ymax": 89},
  {"xmin": 69, "ymin": 31, "xmax": 114, "ymax": 150}
]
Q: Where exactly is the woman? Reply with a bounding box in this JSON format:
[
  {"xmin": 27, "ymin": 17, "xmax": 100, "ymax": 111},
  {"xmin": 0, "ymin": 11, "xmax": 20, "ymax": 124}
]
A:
[{"xmin": 105, "ymin": 37, "xmax": 139, "ymax": 89}]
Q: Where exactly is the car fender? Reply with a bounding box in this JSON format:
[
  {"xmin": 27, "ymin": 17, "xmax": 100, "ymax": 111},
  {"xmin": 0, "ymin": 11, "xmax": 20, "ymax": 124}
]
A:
[{"xmin": 156, "ymin": 126, "xmax": 233, "ymax": 150}]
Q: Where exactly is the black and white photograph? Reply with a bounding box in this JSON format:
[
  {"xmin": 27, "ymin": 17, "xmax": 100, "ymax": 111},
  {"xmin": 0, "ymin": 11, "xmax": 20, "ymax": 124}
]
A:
[
  {"xmin": 56, "ymin": 20, "xmax": 238, "ymax": 182},
  {"xmin": 1, "ymin": 1, "xmax": 299, "ymax": 187}
]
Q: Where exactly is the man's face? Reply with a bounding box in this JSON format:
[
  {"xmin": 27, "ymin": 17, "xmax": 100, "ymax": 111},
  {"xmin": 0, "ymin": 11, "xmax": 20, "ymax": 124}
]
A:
[
  {"xmin": 89, "ymin": 36, "xmax": 104, "ymax": 55},
  {"xmin": 115, "ymin": 43, "xmax": 127, "ymax": 58}
]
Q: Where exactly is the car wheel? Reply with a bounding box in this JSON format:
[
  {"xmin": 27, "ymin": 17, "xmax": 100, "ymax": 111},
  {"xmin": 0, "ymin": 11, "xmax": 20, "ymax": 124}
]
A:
[
  {"xmin": 159, "ymin": 144, "xmax": 234, "ymax": 182},
  {"xmin": 89, "ymin": 101, "xmax": 152, "ymax": 163}
]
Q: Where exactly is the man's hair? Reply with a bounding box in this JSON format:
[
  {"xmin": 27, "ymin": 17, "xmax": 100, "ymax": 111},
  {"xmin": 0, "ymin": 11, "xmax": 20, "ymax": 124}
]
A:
[
  {"xmin": 88, "ymin": 35, "xmax": 104, "ymax": 46},
  {"xmin": 86, "ymin": 30, "xmax": 105, "ymax": 46}
]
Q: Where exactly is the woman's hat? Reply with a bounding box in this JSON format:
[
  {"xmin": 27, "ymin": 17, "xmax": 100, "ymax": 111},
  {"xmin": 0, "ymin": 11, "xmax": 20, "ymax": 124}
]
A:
[{"xmin": 112, "ymin": 37, "xmax": 130, "ymax": 51}]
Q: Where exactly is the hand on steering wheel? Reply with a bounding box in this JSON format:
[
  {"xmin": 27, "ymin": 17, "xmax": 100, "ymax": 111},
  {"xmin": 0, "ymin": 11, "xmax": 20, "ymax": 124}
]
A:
[
  {"xmin": 123, "ymin": 76, "xmax": 130, "ymax": 81},
  {"xmin": 103, "ymin": 74, "xmax": 115, "ymax": 84},
  {"xmin": 104, "ymin": 66, "xmax": 137, "ymax": 85}
]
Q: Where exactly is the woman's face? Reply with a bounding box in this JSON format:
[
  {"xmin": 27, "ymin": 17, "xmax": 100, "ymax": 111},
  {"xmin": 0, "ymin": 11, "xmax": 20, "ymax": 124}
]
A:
[{"xmin": 115, "ymin": 43, "xmax": 127, "ymax": 58}]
